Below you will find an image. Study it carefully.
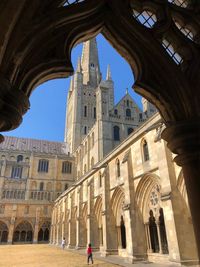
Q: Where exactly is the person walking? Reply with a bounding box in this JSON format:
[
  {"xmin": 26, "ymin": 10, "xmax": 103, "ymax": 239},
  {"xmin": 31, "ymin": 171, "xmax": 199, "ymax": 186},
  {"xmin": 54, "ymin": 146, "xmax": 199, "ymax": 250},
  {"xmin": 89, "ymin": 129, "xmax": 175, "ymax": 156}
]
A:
[
  {"xmin": 87, "ymin": 243, "xmax": 93, "ymax": 265},
  {"xmin": 61, "ymin": 237, "xmax": 66, "ymax": 250}
]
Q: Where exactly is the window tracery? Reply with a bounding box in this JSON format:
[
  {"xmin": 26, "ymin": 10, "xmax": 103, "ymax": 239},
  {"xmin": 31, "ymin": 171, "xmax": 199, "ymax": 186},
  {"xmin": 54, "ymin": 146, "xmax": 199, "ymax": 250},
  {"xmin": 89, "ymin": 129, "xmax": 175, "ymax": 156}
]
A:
[
  {"xmin": 173, "ymin": 20, "xmax": 194, "ymax": 41},
  {"xmin": 162, "ymin": 39, "xmax": 183, "ymax": 65},
  {"xmin": 133, "ymin": 9, "xmax": 157, "ymax": 29},
  {"xmin": 168, "ymin": 0, "xmax": 188, "ymax": 8},
  {"xmin": 63, "ymin": 0, "xmax": 84, "ymax": 6}
]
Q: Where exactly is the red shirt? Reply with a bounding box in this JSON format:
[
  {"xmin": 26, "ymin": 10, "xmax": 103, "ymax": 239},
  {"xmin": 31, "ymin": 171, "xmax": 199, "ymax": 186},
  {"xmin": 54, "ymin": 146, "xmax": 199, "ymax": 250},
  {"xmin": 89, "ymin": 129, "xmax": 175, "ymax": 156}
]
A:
[{"xmin": 87, "ymin": 247, "xmax": 92, "ymax": 254}]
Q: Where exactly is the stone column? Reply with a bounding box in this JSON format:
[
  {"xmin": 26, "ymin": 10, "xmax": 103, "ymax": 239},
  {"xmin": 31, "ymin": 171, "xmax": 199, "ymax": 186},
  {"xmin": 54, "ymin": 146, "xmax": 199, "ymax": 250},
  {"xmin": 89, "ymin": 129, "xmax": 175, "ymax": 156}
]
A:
[
  {"xmin": 162, "ymin": 123, "xmax": 200, "ymax": 263},
  {"xmin": 101, "ymin": 165, "xmax": 117, "ymax": 256},
  {"xmin": 33, "ymin": 207, "xmax": 40, "ymax": 243},
  {"xmin": 67, "ymin": 194, "xmax": 74, "ymax": 248},
  {"xmin": 7, "ymin": 216, "xmax": 16, "ymax": 244},
  {"xmin": 25, "ymin": 153, "xmax": 33, "ymax": 200},
  {"xmin": 87, "ymin": 179, "xmax": 97, "ymax": 248},
  {"xmin": 75, "ymin": 186, "xmax": 84, "ymax": 249},
  {"xmin": 162, "ymin": 124, "xmax": 200, "ymax": 265},
  {"xmin": 122, "ymin": 150, "xmax": 146, "ymax": 262},
  {"xmin": 156, "ymin": 222, "xmax": 163, "ymax": 254}
]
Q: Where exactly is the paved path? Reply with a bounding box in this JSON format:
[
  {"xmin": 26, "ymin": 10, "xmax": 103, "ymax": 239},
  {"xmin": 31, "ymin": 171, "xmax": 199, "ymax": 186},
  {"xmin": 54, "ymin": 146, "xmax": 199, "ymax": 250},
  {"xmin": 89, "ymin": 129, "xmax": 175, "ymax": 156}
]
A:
[{"xmin": 0, "ymin": 244, "xmax": 181, "ymax": 267}]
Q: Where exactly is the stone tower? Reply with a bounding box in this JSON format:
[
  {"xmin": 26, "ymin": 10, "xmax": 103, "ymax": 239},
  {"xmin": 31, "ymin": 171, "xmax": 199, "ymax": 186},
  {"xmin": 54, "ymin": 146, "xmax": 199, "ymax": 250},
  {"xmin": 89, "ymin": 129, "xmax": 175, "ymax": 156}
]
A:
[{"xmin": 65, "ymin": 38, "xmax": 103, "ymax": 153}]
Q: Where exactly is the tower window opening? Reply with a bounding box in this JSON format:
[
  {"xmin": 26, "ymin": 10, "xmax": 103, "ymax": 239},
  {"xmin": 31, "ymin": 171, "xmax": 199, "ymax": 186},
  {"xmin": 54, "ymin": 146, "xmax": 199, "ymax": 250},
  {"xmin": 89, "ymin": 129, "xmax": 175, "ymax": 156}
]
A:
[
  {"xmin": 84, "ymin": 126, "xmax": 87, "ymax": 135},
  {"xmin": 94, "ymin": 107, "xmax": 96, "ymax": 119},
  {"xmin": 84, "ymin": 106, "xmax": 87, "ymax": 117}
]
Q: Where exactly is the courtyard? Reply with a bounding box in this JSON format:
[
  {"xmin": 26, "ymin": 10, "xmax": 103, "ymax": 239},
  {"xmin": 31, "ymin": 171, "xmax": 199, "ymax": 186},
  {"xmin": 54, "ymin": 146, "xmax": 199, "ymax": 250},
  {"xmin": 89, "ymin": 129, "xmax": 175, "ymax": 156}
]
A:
[
  {"xmin": 0, "ymin": 244, "xmax": 118, "ymax": 267},
  {"xmin": 0, "ymin": 244, "xmax": 181, "ymax": 267}
]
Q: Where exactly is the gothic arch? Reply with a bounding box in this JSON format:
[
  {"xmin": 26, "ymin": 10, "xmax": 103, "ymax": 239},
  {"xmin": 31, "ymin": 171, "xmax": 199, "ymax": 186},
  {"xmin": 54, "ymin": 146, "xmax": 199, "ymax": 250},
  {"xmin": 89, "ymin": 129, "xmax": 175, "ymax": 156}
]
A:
[
  {"xmin": 82, "ymin": 203, "xmax": 88, "ymax": 226},
  {"xmin": 13, "ymin": 220, "xmax": 33, "ymax": 243},
  {"xmin": 38, "ymin": 221, "xmax": 51, "ymax": 242},
  {"xmin": 135, "ymin": 173, "xmax": 161, "ymax": 222},
  {"xmin": 0, "ymin": 221, "xmax": 9, "ymax": 243},
  {"xmin": 94, "ymin": 196, "xmax": 102, "ymax": 227},
  {"xmin": 110, "ymin": 186, "xmax": 125, "ymax": 226}
]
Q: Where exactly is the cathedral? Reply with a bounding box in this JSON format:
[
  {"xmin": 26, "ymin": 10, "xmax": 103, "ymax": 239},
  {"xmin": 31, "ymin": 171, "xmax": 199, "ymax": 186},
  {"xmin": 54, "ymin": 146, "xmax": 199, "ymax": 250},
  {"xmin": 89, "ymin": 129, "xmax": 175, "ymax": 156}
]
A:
[{"xmin": 0, "ymin": 38, "xmax": 198, "ymax": 265}]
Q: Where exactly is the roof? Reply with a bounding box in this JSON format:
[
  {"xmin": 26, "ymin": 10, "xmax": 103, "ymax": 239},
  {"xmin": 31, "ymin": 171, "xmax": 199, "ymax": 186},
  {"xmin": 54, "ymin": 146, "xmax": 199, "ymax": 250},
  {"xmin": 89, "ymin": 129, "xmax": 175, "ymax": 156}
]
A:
[{"xmin": 0, "ymin": 136, "xmax": 69, "ymax": 155}]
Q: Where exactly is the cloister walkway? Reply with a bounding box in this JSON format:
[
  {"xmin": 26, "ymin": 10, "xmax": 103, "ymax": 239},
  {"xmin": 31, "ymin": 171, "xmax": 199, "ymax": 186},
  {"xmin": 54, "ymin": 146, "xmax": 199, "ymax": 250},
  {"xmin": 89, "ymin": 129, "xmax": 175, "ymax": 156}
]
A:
[{"xmin": 0, "ymin": 244, "xmax": 180, "ymax": 267}]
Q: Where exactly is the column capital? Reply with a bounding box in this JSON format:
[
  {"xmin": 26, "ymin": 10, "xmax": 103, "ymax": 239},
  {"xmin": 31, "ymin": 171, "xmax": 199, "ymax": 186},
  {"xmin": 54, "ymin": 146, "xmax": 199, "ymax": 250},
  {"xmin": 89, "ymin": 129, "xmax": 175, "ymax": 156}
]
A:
[{"xmin": 162, "ymin": 120, "xmax": 200, "ymax": 166}]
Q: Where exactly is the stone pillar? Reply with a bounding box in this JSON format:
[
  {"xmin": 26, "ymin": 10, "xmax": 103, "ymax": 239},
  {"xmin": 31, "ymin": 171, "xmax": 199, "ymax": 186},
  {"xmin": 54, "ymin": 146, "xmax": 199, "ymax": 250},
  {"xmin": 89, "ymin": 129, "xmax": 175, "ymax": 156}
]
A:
[
  {"xmin": 87, "ymin": 179, "xmax": 97, "ymax": 248},
  {"xmin": 7, "ymin": 217, "xmax": 16, "ymax": 244},
  {"xmin": 122, "ymin": 150, "xmax": 146, "ymax": 262},
  {"xmin": 67, "ymin": 194, "xmax": 74, "ymax": 248},
  {"xmin": 156, "ymin": 222, "xmax": 163, "ymax": 254},
  {"xmin": 75, "ymin": 186, "xmax": 84, "ymax": 249},
  {"xmin": 101, "ymin": 165, "xmax": 118, "ymax": 256},
  {"xmin": 25, "ymin": 153, "xmax": 33, "ymax": 200},
  {"xmin": 33, "ymin": 207, "xmax": 40, "ymax": 243},
  {"xmin": 162, "ymin": 122, "xmax": 200, "ymax": 263},
  {"xmin": 8, "ymin": 205, "xmax": 17, "ymax": 244}
]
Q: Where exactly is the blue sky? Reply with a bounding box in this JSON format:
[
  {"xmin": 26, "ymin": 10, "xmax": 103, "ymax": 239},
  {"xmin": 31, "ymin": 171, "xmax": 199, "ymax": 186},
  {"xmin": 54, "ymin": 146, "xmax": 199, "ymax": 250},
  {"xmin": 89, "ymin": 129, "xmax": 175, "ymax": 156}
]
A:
[{"xmin": 4, "ymin": 34, "xmax": 142, "ymax": 142}]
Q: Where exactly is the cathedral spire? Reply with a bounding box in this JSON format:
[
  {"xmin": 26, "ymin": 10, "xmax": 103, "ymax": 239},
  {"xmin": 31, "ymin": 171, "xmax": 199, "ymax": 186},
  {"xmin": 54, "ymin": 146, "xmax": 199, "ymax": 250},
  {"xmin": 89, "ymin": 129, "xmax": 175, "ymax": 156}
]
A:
[
  {"xmin": 106, "ymin": 64, "xmax": 112, "ymax": 80},
  {"xmin": 81, "ymin": 38, "xmax": 101, "ymax": 87}
]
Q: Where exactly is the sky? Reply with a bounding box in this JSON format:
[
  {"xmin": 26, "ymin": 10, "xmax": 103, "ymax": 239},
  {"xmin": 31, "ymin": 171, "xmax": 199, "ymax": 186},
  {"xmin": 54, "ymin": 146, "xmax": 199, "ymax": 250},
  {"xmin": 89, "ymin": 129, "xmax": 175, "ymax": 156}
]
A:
[{"xmin": 3, "ymin": 34, "xmax": 142, "ymax": 142}]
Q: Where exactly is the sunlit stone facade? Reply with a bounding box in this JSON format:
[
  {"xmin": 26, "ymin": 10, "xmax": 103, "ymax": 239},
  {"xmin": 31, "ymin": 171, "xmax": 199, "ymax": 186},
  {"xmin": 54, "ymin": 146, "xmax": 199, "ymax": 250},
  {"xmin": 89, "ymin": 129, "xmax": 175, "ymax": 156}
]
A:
[
  {"xmin": 0, "ymin": 137, "xmax": 75, "ymax": 244},
  {"xmin": 51, "ymin": 39, "xmax": 198, "ymax": 265}
]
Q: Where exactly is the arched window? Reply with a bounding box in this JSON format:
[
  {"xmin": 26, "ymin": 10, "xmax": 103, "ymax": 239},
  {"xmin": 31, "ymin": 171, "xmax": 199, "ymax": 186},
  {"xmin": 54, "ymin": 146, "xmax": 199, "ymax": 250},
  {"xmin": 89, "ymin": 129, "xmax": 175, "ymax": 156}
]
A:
[
  {"xmin": 84, "ymin": 126, "xmax": 87, "ymax": 135},
  {"xmin": 62, "ymin": 161, "xmax": 72, "ymax": 174},
  {"xmin": 116, "ymin": 159, "xmax": 120, "ymax": 178},
  {"xmin": 113, "ymin": 126, "xmax": 120, "ymax": 141},
  {"xmin": 94, "ymin": 107, "xmax": 96, "ymax": 119},
  {"xmin": 159, "ymin": 208, "xmax": 169, "ymax": 254},
  {"xmin": 84, "ymin": 106, "xmax": 87, "ymax": 117},
  {"xmin": 24, "ymin": 206, "xmax": 29, "ymax": 214},
  {"xmin": 11, "ymin": 166, "xmax": 23, "ymax": 179},
  {"xmin": 13, "ymin": 221, "xmax": 33, "ymax": 243},
  {"xmin": 126, "ymin": 108, "xmax": 131, "ymax": 117},
  {"xmin": 39, "ymin": 182, "xmax": 44, "ymax": 191},
  {"xmin": 17, "ymin": 155, "xmax": 23, "ymax": 162},
  {"xmin": 120, "ymin": 216, "xmax": 126, "ymax": 249},
  {"xmin": 38, "ymin": 222, "xmax": 50, "ymax": 243},
  {"xmin": 0, "ymin": 221, "xmax": 8, "ymax": 243},
  {"xmin": 142, "ymin": 140, "xmax": 150, "ymax": 161},
  {"xmin": 38, "ymin": 159, "xmax": 49, "ymax": 172},
  {"xmin": 149, "ymin": 210, "xmax": 159, "ymax": 253},
  {"xmin": 127, "ymin": 128, "xmax": 134, "ymax": 135},
  {"xmin": 114, "ymin": 109, "xmax": 118, "ymax": 115},
  {"xmin": 126, "ymin": 100, "xmax": 129, "ymax": 107},
  {"xmin": 65, "ymin": 183, "xmax": 68, "ymax": 190}
]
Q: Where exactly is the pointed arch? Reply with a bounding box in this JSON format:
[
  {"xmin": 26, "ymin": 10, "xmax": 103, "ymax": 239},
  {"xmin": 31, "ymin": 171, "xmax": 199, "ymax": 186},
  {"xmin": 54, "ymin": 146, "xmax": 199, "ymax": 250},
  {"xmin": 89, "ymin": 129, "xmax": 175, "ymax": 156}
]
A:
[
  {"xmin": 135, "ymin": 173, "xmax": 161, "ymax": 221},
  {"xmin": 110, "ymin": 186, "xmax": 125, "ymax": 226},
  {"xmin": 94, "ymin": 196, "xmax": 102, "ymax": 227}
]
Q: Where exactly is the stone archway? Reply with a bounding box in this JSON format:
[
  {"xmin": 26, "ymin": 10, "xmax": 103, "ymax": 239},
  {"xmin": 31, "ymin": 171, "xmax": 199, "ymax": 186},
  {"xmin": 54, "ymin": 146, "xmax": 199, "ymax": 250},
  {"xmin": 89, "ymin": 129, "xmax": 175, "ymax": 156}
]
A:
[
  {"xmin": 0, "ymin": 0, "xmax": 200, "ymax": 259},
  {"xmin": 13, "ymin": 221, "xmax": 33, "ymax": 243},
  {"xmin": 110, "ymin": 186, "xmax": 126, "ymax": 252},
  {"xmin": 38, "ymin": 221, "xmax": 51, "ymax": 243},
  {"xmin": 0, "ymin": 221, "xmax": 8, "ymax": 243},
  {"xmin": 94, "ymin": 196, "xmax": 103, "ymax": 248},
  {"xmin": 136, "ymin": 175, "xmax": 169, "ymax": 256}
]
